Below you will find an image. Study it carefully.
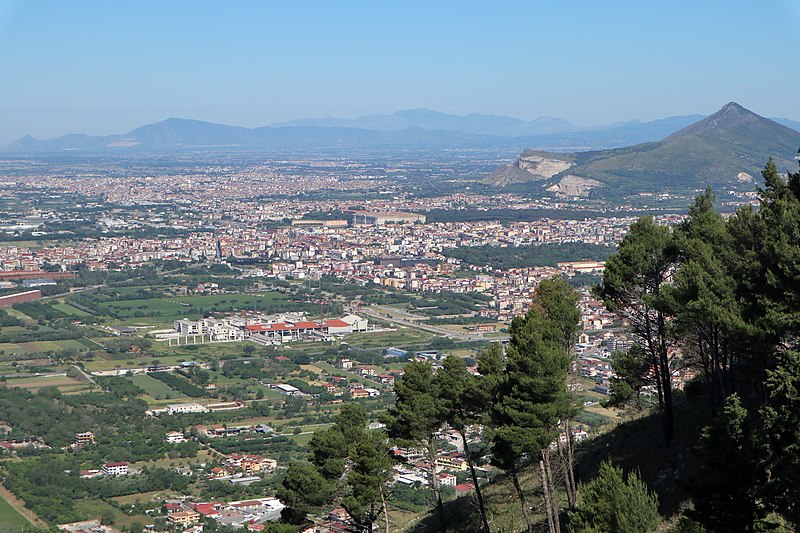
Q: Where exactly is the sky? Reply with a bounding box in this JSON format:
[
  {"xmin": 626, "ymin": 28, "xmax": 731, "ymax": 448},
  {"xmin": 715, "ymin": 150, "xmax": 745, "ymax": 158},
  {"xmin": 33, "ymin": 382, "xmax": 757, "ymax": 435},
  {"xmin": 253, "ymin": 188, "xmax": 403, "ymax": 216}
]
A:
[{"xmin": 0, "ymin": 0, "xmax": 798, "ymax": 144}]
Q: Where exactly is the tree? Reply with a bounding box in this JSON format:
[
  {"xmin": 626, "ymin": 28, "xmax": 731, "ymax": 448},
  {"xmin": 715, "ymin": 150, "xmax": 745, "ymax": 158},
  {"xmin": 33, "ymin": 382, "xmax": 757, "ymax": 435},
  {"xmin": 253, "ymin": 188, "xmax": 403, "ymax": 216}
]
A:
[
  {"xmin": 759, "ymin": 350, "xmax": 800, "ymax": 525},
  {"xmin": 596, "ymin": 216, "xmax": 677, "ymax": 444},
  {"xmin": 436, "ymin": 354, "xmax": 491, "ymax": 531},
  {"xmin": 384, "ymin": 361, "xmax": 448, "ymax": 533},
  {"xmin": 284, "ymin": 404, "xmax": 393, "ymax": 532},
  {"xmin": 603, "ymin": 347, "xmax": 650, "ymax": 411},
  {"xmin": 277, "ymin": 463, "xmax": 333, "ymax": 524},
  {"xmin": 534, "ymin": 276, "xmax": 582, "ymax": 508},
  {"xmin": 687, "ymin": 393, "xmax": 758, "ymax": 532},
  {"xmin": 491, "ymin": 298, "xmax": 574, "ymax": 533},
  {"xmin": 568, "ymin": 461, "xmax": 659, "ymax": 533},
  {"xmin": 667, "ymin": 189, "xmax": 749, "ymax": 412}
]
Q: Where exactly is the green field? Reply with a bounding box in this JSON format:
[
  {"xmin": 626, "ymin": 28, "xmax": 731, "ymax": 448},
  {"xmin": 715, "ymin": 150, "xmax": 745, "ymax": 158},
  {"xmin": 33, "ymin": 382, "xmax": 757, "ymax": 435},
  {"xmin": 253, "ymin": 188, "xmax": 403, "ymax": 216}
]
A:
[
  {"xmin": 129, "ymin": 374, "xmax": 187, "ymax": 400},
  {"xmin": 94, "ymin": 292, "xmax": 290, "ymax": 323},
  {"xmin": 51, "ymin": 302, "xmax": 94, "ymax": 317},
  {"xmin": 0, "ymin": 492, "xmax": 32, "ymax": 529},
  {"xmin": 73, "ymin": 498, "xmax": 150, "ymax": 528},
  {"xmin": 344, "ymin": 328, "xmax": 433, "ymax": 348},
  {"xmin": 0, "ymin": 338, "xmax": 91, "ymax": 354}
]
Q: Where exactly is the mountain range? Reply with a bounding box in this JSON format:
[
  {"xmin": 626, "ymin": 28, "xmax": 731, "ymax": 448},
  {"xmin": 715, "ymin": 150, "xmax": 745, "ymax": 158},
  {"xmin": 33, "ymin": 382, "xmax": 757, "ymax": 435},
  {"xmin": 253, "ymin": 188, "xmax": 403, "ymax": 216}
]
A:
[
  {"xmin": 487, "ymin": 103, "xmax": 800, "ymax": 198},
  {"xmin": 5, "ymin": 107, "xmax": 798, "ymax": 154}
]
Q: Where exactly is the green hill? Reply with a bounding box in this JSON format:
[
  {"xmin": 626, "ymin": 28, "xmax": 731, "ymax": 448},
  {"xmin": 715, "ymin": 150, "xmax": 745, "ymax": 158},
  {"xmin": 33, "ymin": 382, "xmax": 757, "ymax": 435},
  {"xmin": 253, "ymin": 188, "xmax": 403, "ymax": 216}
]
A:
[{"xmin": 491, "ymin": 103, "xmax": 800, "ymax": 199}]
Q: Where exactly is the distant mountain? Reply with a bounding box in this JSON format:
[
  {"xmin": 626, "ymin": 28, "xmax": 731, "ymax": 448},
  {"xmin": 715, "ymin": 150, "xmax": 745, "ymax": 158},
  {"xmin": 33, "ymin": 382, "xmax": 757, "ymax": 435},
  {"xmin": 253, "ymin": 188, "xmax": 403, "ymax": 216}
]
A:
[
  {"xmin": 4, "ymin": 119, "xmax": 524, "ymax": 152},
  {"xmin": 274, "ymin": 108, "xmax": 577, "ymax": 136},
  {"xmin": 4, "ymin": 106, "xmax": 797, "ymax": 155},
  {"xmin": 772, "ymin": 117, "xmax": 800, "ymax": 132},
  {"xmin": 488, "ymin": 103, "xmax": 800, "ymax": 198}
]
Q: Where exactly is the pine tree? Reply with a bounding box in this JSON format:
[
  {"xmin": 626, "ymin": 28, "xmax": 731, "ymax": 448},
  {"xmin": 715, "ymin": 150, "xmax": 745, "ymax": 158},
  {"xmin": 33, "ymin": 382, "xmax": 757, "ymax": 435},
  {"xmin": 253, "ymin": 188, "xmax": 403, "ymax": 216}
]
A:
[
  {"xmin": 436, "ymin": 354, "xmax": 491, "ymax": 532},
  {"xmin": 568, "ymin": 461, "xmax": 659, "ymax": 533},
  {"xmin": 688, "ymin": 394, "xmax": 758, "ymax": 531},
  {"xmin": 384, "ymin": 361, "xmax": 449, "ymax": 533},
  {"xmin": 596, "ymin": 216, "xmax": 677, "ymax": 444},
  {"xmin": 491, "ymin": 295, "xmax": 574, "ymax": 533}
]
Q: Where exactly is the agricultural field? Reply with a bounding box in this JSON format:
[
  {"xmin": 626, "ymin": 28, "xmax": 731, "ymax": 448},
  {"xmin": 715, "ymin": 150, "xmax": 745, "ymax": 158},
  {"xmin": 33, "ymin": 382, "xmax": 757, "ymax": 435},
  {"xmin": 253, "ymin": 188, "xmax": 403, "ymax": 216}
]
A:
[
  {"xmin": 89, "ymin": 292, "xmax": 294, "ymax": 324},
  {"xmin": 73, "ymin": 498, "xmax": 151, "ymax": 528},
  {"xmin": 2, "ymin": 374, "xmax": 95, "ymax": 393},
  {"xmin": 50, "ymin": 302, "xmax": 94, "ymax": 317},
  {"xmin": 343, "ymin": 328, "xmax": 434, "ymax": 348},
  {"xmin": 0, "ymin": 490, "xmax": 33, "ymax": 530},
  {"xmin": 128, "ymin": 374, "xmax": 188, "ymax": 400},
  {"xmin": 0, "ymin": 338, "xmax": 92, "ymax": 355}
]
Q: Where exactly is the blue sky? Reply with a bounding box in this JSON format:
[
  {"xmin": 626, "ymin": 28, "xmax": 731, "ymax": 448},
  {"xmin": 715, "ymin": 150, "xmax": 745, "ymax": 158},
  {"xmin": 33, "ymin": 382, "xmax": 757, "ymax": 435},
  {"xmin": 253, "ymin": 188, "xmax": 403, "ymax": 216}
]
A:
[{"xmin": 0, "ymin": 0, "xmax": 798, "ymax": 143}]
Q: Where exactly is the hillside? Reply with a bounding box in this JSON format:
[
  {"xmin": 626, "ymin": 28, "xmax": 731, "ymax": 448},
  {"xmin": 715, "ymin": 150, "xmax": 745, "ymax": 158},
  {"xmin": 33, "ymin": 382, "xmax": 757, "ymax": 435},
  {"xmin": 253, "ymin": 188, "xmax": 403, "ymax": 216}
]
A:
[{"xmin": 489, "ymin": 103, "xmax": 800, "ymax": 198}]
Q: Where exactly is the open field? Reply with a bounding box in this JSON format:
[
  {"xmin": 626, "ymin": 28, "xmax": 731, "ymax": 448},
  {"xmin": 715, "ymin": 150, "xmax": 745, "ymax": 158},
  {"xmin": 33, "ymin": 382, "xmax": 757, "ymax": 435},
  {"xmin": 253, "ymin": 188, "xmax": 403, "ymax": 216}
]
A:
[
  {"xmin": 73, "ymin": 498, "xmax": 150, "ymax": 528},
  {"xmin": 111, "ymin": 490, "xmax": 185, "ymax": 506},
  {"xmin": 129, "ymin": 450, "xmax": 211, "ymax": 471},
  {"xmin": 0, "ymin": 490, "xmax": 33, "ymax": 529},
  {"xmin": 3, "ymin": 374, "xmax": 88, "ymax": 392},
  {"xmin": 84, "ymin": 354, "xmax": 192, "ymax": 371},
  {"xmin": 0, "ymin": 338, "xmax": 92, "ymax": 355},
  {"xmin": 92, "ymin": 292, "xmax": 292, "ymax": 323},
  {"xmin": 0, "ymin": 483, "xmax": 45, "ymax": 529},
  {"xmin": 51, "ymin": 302, "xmax": 94, "ymax": 317},
  {"xmin": 343, "ymin": 328, "xmax": 433, "ymax": 348},
  {"xmin": 129, "ymin": 374, "xmax": 187, "ymax": 400}
]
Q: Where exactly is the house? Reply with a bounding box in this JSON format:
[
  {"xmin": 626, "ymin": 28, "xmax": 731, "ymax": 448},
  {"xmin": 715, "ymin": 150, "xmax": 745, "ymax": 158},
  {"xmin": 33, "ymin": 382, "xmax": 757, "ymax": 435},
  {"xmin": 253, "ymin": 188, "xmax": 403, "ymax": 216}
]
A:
[
  {"xmin": 436, "ymin": 472, "xmax": 457, "ymax": 487},
  {"xmin": 168, "ymin": 510, "xmax": 201, "ymax": 527},
  {"xmin": 165, "ymin": 431, "xmax": 186, "ymax": 443},
  {"xmin": 358, "ymin": 366, "xmax": 375, "ymax": 377},
  {"xmin": 210, "ymin": 467, "xmax": 231, "ymax": 479},
  {"xmin": 75, "ymin": 432, "xmax": 95, "ymax": 445},
  {"xmin": 375, "ymin": 374, "xmax": 395, "ymax": 386},
  {"xmin": 101, "ymin": 462, "xmax": 128, "ymax": 476},
  {"xmin": 350, "ymin": 389, "xmax": 369, "ymax": 399},
  {"xmin": 435, "ymin": 453, "xmax": 468, "ymax": 472},
  {"xmin": 340, "ymin": 358, "xmax": 353, "ymax": 369}
]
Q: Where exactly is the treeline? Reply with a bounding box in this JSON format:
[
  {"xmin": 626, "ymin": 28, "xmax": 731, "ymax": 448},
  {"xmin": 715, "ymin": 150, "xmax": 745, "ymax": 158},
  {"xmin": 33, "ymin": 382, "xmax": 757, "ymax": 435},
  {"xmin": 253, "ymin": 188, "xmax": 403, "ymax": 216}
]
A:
[
  {"xmin": 3, "ymin": 457, "xmax": 191, "ymax": 524},
  {"xmin": 149, "ymin": 372, "xmax": 206, "ymax": 398},
  {"xmin": 426, "ymin": 207, "xmax": 660, "ymax": 224},
  {"xmin": 441, "ymin": 242, "xmax": 616, "ymax": 270},
  {"xmin": 594, "ymin": 154, "xmax": 800, "ymax": 530}
]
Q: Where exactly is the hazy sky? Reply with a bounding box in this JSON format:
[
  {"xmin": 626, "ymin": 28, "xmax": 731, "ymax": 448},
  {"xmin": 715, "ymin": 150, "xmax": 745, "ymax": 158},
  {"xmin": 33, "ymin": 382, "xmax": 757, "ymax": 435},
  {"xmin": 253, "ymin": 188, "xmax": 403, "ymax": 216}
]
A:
[{"xmin": 0, "ymin": 0, "xmax": 798, "ymax": 143}]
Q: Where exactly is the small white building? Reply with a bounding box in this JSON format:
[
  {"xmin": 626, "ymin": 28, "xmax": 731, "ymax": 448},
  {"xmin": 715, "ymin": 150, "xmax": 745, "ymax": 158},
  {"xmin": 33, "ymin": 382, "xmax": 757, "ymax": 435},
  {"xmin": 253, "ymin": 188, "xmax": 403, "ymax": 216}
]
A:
[{"xmin": 165, "ymin": 431, "xmax": 186, "ymax": 443}]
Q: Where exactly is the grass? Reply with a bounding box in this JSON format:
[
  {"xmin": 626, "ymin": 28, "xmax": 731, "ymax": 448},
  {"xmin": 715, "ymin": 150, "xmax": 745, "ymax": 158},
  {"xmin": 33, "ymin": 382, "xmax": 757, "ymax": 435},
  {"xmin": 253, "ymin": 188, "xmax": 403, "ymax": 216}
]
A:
[
  {"xmin": 128, "ymin": 374, "xmax": 187, "ymax": 400},
  {"xmin": 93, "ymin": 292, "xmax": 291, "ymax": 323},
  {"xmin": 111, "ymin": 490, "xmax": 184, "ymax": 506},
  {"xmin": 344, "ymin": 329, "xmax": 434, "ymax": 348},
  {"xmin": 73, "ymin": 498, "xmax": 150, "ymax": 528},
  {"xmin": 128, "ymin": 450, "xmax": 211, "ymax": 471},
  {"xmin": 0, "ymin": 492, "xmax": 32, "ymax": 529},
  {"xmin": 3, "ymin": 375, "xmax": 87, "ymax": 391},
  {"xmin": 51, "ymin": 302, "xmax": 93, "ymax": 317},
  {"xmin": 0, "ymin": 338, "xmax": 90, "ymax": 355}
]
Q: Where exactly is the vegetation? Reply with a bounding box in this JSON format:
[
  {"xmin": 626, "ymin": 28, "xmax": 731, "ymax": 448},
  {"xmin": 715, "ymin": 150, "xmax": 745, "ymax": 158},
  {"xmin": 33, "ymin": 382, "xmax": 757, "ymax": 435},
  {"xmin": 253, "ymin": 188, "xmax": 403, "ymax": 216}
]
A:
[{"xmin": 442, "ymin": 242, "xmax": 615, "ymax": 270}]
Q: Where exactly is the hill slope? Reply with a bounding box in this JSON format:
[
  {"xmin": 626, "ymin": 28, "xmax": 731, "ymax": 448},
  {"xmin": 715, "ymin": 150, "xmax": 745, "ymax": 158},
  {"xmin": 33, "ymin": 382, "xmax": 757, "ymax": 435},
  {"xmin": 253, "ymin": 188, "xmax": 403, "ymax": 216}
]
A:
[{"xmin": 489, "ymin": 103, "xmax": 800, "ymax": 197}]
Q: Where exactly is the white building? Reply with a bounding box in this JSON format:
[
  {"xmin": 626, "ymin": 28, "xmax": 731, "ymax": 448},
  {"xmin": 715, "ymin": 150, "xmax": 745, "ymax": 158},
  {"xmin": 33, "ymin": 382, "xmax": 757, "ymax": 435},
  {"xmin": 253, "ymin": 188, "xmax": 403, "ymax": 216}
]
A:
[
  {"xmin": 101, "ymin": 462, "xmax": 129, "ymax": 476},
  {"xmin": 166, "ymin": 403, "xmax": 208, "ymax": 414},
  {"xmin": 165, "ymin": 431, "xmax": 186, "ymax": 443}
]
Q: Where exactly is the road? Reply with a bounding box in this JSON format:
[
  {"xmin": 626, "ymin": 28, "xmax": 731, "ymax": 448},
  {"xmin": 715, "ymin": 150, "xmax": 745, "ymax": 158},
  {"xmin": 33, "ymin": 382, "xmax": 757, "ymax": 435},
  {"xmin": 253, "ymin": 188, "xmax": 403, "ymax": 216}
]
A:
[{"xmin": 363, "ymin": 304, "xmax": 507, "ymax": 342}]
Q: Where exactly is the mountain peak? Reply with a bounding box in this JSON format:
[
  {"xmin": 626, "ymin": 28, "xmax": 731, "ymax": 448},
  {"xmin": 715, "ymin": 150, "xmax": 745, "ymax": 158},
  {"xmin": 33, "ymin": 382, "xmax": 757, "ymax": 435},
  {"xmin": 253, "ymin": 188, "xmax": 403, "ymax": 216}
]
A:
[{"xmin": 665, "ymin": 102, "xmax": 767, "ymax": 139}]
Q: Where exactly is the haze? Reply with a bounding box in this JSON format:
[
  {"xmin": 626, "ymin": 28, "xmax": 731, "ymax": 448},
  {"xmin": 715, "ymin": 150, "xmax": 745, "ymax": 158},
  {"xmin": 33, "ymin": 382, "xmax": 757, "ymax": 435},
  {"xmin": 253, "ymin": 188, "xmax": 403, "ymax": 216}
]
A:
[{"xmin": 0, "ymin": 0, "xmax": 798, "ymax": 144}]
